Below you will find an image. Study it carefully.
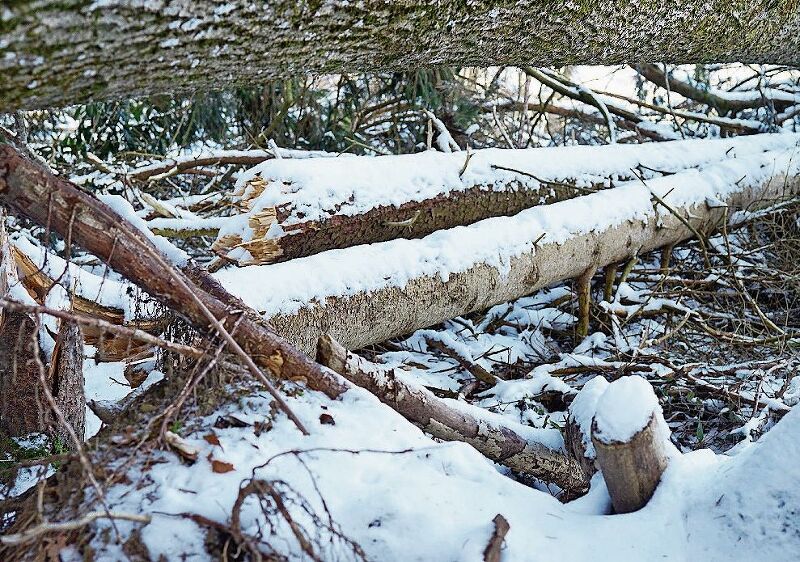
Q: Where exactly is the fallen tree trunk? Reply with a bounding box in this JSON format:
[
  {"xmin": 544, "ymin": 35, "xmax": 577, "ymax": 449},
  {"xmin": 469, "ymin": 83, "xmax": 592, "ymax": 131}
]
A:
[
  {"xmin": 211, "ymin": 142, "xmax": 800, "ymax": 355},
  {"xmin": 317, "ymin": 334, "xmax": 587, "ymax": 494},
  {"xmin": 213, "ymin": 135, "xmax": 796, "ymax": 266},
  {"xmin": 4, "ymin": 1, "xmax": 800, "ymax": 111},
  {"xmin": 0, "ymin": 144, "xmax": 348, "ymax": 404},
  {"xmin": 0, "ymin": 147, "xmax": 591, "ymax": 494}
]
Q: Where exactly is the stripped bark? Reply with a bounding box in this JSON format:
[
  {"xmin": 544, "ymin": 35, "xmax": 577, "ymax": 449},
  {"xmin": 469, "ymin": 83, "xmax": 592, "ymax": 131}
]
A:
[
  {"xmin": 4, "ymin": 1, "xmax": 800, "ymax": 111},
  {"xmin": 0, "ymin": 145, "xmax": 348, "ymax": 402},
  {"xmin": 316, "ymin": 334, "xmax": 588, "ymax": 494},
  {"xmin": 213, "ymin": 177, "xmax": 599, "ymax": 266}
]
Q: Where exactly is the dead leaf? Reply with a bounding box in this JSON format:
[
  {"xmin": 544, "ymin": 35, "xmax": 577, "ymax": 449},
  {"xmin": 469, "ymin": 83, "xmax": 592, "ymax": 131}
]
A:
[
  {"xmin": 207, "ymin": 453, "xmax": 235, "ymax": 474},
  {"xmin": 319, "ymin": 413, "xmax": 335, "ymax": 425},
  {"xmin": 203, "ymin": 432, "xmax": 221, "ymax": 447}
]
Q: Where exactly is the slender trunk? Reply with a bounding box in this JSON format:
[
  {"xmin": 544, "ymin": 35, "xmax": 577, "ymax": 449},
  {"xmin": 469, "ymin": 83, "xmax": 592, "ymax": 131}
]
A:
[{"xmin": 316, "ymin": 334, "xmax": 588, "ymax": 494}]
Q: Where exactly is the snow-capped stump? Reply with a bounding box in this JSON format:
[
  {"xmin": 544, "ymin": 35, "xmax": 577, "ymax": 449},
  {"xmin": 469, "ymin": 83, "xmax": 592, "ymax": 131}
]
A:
[
  {"xmin": 565, "ymin": 375, "xmax": 610, "ymax": 477},
  {"xmin": 591, "ymin": 376, "xmax": 675, "ymax": 514}
]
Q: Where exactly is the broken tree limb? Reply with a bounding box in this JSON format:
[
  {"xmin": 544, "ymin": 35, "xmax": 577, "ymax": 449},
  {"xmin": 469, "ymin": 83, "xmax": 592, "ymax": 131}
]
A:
[
  {"xmin": 633, "ymin": 64, "xmax": 800, "ymax": 115},
  {"xmin": 0, "ymin": 145, "xmax": 348, "ymax": 423},
  {"xmin": 316, "ymin": 333, "xmax": 588, "ymax": 494},
  {"xmin": 213, "ymin": 141, "xmax": 800, "ymax": 355},
  {"xmin": 213, "ymin": 135, "xmax": 797, "ymax": 266}
]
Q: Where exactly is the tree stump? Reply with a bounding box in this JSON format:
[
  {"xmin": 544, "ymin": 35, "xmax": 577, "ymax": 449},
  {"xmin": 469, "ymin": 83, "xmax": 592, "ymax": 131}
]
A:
[{"xmin": 591, "ymin": 376, "xmax": 673, "ymax": 514}]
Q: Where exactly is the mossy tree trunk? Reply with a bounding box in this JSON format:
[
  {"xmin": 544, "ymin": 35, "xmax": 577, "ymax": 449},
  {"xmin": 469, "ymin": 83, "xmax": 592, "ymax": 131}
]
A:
[{"xmin": 3, "ymin": 1, "xmax": 800, "ymax": 111}]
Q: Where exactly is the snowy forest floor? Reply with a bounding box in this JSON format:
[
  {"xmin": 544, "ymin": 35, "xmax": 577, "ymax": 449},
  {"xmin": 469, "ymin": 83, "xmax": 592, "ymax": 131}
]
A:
[{"xmin": 2, "ymin": 194, "xmax": 799, "ymax": 561}]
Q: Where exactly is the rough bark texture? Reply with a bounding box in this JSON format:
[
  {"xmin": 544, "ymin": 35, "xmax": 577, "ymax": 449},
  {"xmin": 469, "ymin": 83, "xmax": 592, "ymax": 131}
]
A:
[
  {"xmin": 265, "ymin": 171, "xmax": 800, "ymax": 355},
  {"xmin": 0, "ymin": 305, "xmax": 46, "ymax": 437},
  {"xmin": 0, "ymin": 145, "xmax": 349, "ymax": 400},
  {"xmin": 0, "ymin": 222, "xmax": 84, "ymax": 444},
  {"xmin": 0, "ymin": 217, "xmax": 47, "ymax": 437},
  {"xmin": 214, "ymin": 178, "xmax": 598, "ymax": 266},
  {"xmin": 592, "ymin": 413, "xmax": 672, "ymax": 513},
  {"xmin": 316, "ymin": 333, "xmax": 588, "ymax": 494},
  {"xmin": 49, "ymin": 320, "xmax": 85, "ymax": 446},
  {"xmin": 3, "ymin": 1, "xmax": 800, "ymax": 111}
]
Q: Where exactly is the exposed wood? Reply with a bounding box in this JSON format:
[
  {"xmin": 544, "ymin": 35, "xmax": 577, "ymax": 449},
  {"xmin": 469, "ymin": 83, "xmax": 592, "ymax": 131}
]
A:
[
  {"xmin": 213, "ymin": 175, "xmax": 602, "ymax": 266},
  {"xmin": 4, "ymin": 2, "xmax": 800, "ymax": 111},
  {"xmin": 592, "ymin": 412, "xmax": 672, "ymax": 514},
  {"xmin": 0, "ymin": 145, "xmax": 349, "ymax": 410},
  {"xmin": 316, "ymin": 333, "xmax": 589, "ymax": 493}
]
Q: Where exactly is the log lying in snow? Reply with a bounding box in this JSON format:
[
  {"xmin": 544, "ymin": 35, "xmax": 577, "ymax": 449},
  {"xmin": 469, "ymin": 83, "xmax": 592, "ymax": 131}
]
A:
[
  {"xmin": 213, "ymin": 135, "xmax": 799, "ymax": 266},
  {"xmin": 211, "ymin": 140, "xmax": 800, "ymax": 355},
  {"xmin": 317, "ymin": 334, "xmax": 588, "ymax": 494}
]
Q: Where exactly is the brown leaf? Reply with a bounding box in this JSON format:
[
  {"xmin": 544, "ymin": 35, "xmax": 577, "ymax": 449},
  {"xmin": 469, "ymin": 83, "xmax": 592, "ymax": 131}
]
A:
[
  {"xmin": 203, "ymin": 432, "xmax": 221, "ymax": 447},
  {"xmin": 319, "ymin": 413, "xmax": 335, "ymax": 425},
  {"xmin": 208, "ymin": 454, "xmax": 235, "ymax": 474}
]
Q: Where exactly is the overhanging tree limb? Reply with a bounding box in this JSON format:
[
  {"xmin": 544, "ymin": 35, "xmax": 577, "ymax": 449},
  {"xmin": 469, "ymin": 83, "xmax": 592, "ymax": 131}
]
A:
[{"xmin": 3, "ymin": 1, "xmax": 800, "ymax": 111}]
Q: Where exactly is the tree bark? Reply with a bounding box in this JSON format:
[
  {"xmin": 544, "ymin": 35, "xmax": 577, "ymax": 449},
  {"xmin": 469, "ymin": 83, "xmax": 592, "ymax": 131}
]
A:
[
  {"xmin": 316, "ymin": 333, "xmax": 588, "ymax": 494},
  {"xmin": 49, "ymin": 320, "xmax": 85, "ymax": 446},
  {"xmin": 213, "ymin": 177, "xmax": 602, "ymax": 266},
  {"xmin": 3, "ymin": 1, "xmax": 800, "ymax": 111},
  {"xmin": 592, "ymin": 412, "xmax": 672, "ymax": 514}
]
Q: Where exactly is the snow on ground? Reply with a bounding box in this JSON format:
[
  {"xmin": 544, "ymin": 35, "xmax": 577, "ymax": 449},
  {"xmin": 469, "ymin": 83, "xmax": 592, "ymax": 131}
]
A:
[{"xmin": 66, "ymin": 378, "xmax": 800, "ymax": 562}]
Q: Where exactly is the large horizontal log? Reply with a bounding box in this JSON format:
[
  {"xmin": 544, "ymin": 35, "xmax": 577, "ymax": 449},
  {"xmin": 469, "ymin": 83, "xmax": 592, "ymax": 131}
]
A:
[
  {"xmin": 211, "ymin": 142, "xmax": 800, "ymax": 355},
  {"xmin": 213, "ymin": 135, "xmax": 798, "ymax": 266},
  {"xmin": 3, "ymin": 2, "xmax": 800, "ymax": 111}
]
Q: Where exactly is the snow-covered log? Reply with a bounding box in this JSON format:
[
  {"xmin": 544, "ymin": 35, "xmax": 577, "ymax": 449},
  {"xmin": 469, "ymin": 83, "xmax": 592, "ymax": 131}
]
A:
[
  {"xmin": 4, "ymin": 2, "xmax": 800, "ymax": 111},
  {"xmin": 591, "ymin": 377, "xmax": 676, "ymax": 514},
  {"xmin": 213, "ymin": 140, "xmax": 800, "ymax": 355},
  {"xmin": 316, "ymin": 334, "xmax": 588, "ymax": 493},
  {"xmin": 214, "ymin": 135, "xmax": 797, "ymax": 266}
]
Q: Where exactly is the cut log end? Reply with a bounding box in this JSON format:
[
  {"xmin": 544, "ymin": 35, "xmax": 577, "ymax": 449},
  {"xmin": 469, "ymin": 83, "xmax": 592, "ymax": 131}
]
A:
[{"xmin": 592, "ymin": 410, "xmax": 671, "ymax": 514}]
